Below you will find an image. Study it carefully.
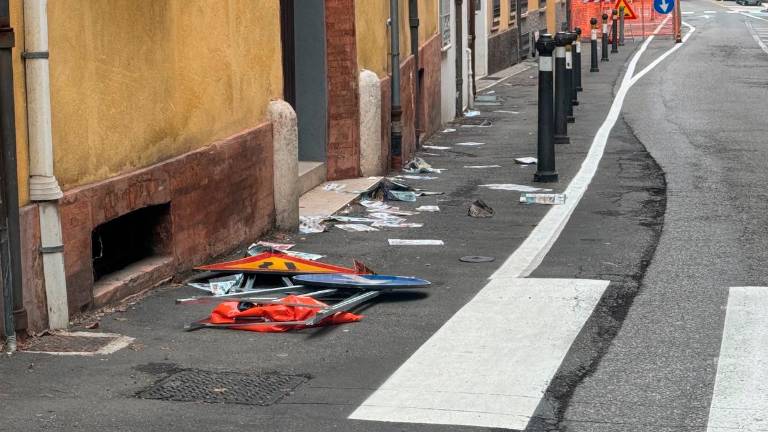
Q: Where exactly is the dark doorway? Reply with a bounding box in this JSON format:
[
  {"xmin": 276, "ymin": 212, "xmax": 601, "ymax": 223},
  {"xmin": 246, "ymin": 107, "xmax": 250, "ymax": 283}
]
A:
[{"xmin": 280, "ymin": 0, "xmax": 328, "ymax": 163}]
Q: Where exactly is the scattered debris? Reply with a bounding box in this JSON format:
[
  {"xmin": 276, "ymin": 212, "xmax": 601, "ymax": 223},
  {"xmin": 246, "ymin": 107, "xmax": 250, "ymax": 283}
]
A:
[
  {"xmin": 299, "ymin": 216, "xmax": 328, "ymax": 234},
  {"xmin": 388, "ymin": 239, "xmax": 445, "ymax": 246},
  {"xmin": 442, "ymin": 128, "xmax": 456, "ymax": 133},
  {"xmin": 468, "ymin": 199, "xmax": 495, "ymax": 218},
  {"xmin": 247, "ymin": 243, "xmax": 324, "ymax": 261},
  {"xmin": 362, "ymin": 178, "xmax": 420, "ymax": 202},
  {"xmin": 84, "ymin": 322, "xmax": 100, "ymax": 330},
  {"xmin": 416, "ymin": 191, "xmax": 444, "ymax": 196},
  {"xmin": 388, "ymin": 190, "xmax": 418, "ymax": 202},
  {"xmin": 416, "ymin": 205, "xmax": 440, "ymax": 212},
  {"xmin": 397, "ymin": 175, "xmax": 438, "ymax": 180},
  {"xmin": 371, "ymin": 221, "xmax": 424, "ymax": 228},
  {"xmin": 481, "ymin": 184, "xmax": 552, "ymax": 192},
  {"xmin": 485, "ymin": 90, "xmax": 496, "ymax": 94},
  {"xmin": 494, "ymin": 110, "xmax": 520, "ymax": 114},
  {"xmin": 460, "ymin": 120, "xmax": 492, "ymax": 128},
  {"xmin": 464, "ymin": 165, "xmax": 501, "ymax": 169},
  {"xmin": 336, "ymin": 224, "xmax": 379, "ymax": 232},
  {"xmin": 456, "ymin": 142, "xmax": 485, "ymax": 147},
  {"xmin": 422, "ymin": 145, "xmax": 451, "ymax": 150},
  {"xmin": 459, "ymin": 256, "xmax": 496, "ymax": 263},
  {"xmin": 403, "ymin": 157, "xmax": 444, "ymax": 174},
  {"xmin": 368, "ymin": 213, "xmax": 406, "ymax": 223},
  {"xmin": 323, "ymin": 183, "xmax": 346, "ymax": 192},
  {"xmin": 520, "ymin": 193, "xmax": 566, "ymax": 205},
  {"xmin": 253, "ymin": 241, "xmax": 294, "ymax": 251},
  {"xmin": 465, "ymin": 110, "xmax": 482, "ymax": 117},
  {"xmin": 514, "ymin": 157, "xmax": 538, "ymax": 165},
  {"xmin": 331, "ymin": 216, "xmax": 378, "ymax": 223}
]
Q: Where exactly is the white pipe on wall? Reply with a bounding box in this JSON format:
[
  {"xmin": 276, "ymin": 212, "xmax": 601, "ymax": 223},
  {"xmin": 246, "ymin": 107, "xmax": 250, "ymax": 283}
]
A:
[{"xmin": 24, "ymin": 0, "xmax": 68, "ymax": 329}]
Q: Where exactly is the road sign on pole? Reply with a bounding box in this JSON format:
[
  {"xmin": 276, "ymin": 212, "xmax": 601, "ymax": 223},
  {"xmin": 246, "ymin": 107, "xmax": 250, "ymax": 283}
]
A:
[
  {"xmin": 614, "ymin": 0, "xmax": 638, "ymax": 19},
  {"xmin": 654, "ymin": 0, "xmax": 674, "ymax": 14}
]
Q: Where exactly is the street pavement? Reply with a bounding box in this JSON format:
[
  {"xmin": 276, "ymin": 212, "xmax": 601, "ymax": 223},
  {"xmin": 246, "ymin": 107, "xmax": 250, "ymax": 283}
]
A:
[{"xmin": 2, "ymin": 1, "xmax": 768, "ymax": 430}]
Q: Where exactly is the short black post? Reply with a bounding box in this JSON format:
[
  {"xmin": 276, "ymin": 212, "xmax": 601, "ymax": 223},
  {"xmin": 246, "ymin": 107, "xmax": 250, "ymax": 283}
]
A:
[
  {"xmin": 534, "ymin": 34, "xmax": 558, "ymax": 183},
  {"xmin": 574, "ymin": 28, "xmax": 583, "ymax": 92},
  {"xmin": 611, "ymin": 9, "xmax": 619, "ymax": 54},
  {"xmin": 619, "ymin": 6, "xmax": 625, "ymax": 46},
  {"xmin": 565, "ymin": 32, "xmax": 575, "ymax": 122},
  {"xmin": 590, "ymin": 17, "xmax": 599, "ymax": 72},
  {"xmin": 601, "ymin": 13, "xmax": 609, "ymax": 62},
  {"xmin": 553, "ymin": 32, "xmax": 570, "ymax": 145}
]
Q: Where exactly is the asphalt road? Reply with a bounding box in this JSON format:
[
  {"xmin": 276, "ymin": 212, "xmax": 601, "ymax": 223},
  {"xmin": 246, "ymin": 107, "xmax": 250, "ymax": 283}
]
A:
[{"xmin": 533, "ymin": 1, "xmax": 768, "ymax": 431}]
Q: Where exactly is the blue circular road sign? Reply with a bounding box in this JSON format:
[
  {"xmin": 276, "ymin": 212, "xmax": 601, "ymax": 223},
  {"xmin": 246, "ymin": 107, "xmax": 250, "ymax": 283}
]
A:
[{"xmin": 654, "ymin": 0, "xmax": 675, "ymax": 14}]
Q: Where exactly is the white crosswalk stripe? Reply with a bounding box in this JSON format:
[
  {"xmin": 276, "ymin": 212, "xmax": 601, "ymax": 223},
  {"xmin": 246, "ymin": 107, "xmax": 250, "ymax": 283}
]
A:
[
  {"xmin": 706, "ymin": 287, "xmax": 768, "ymax": 432},
  {"xmin": 349, "ymin": 278, "xmax": 609, "ymax": 430},
  {"xmin": 746, "ymin": 21, "xmax": 768, "ymax": 55}
]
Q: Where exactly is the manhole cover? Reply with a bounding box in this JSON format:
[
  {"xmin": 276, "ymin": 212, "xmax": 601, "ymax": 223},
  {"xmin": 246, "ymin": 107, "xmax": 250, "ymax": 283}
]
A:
[
  {"xmin": 22, "ymin": 331, "xmax": 134, "ymax": 356},
  {"xmin": 137, "ymin": 370, "xmax": 308, "ymax": 406}
]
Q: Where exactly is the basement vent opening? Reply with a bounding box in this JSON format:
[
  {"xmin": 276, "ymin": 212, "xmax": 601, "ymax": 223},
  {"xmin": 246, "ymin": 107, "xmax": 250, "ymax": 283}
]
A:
[{"xmin": 92, "ymin": 203, "xmax": 172, "ymax": 282}]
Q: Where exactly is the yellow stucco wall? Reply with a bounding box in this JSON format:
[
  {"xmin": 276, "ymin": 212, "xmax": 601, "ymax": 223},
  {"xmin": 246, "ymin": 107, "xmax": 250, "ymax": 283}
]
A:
[
  {"xmin": 11, "ymin": 0, "xmax": 29, "ymax": 205},
  {"xmin": 355, "ymin": 0, "xmax": 439, "ymax": 78},
  {"xmin": 47, "ymin": 0, "xmax": 283, "ymax": 190}
]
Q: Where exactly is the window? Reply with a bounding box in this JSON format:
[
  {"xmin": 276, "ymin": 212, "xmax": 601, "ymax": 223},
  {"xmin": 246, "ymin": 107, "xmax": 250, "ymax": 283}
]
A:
[
  {"xmin": 492, "ymin": 0, "xmax": 501, "ymax": 30},
  {"xmin": 520, "ymin": 0, "xmax": 529, "ymax": 15},
  {"xmin": 440, "ymin": 0, "xmax": 451, "ymax": 49},
  {"xmin": 509, "ymin": 0, "xmax": 517, "ymax": 27}
]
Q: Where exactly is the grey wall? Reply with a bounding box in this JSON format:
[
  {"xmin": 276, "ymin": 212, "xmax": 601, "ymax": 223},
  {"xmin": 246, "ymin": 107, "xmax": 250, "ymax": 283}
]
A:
[
  {"xmin": 488, "ymin": 26, "xmax": 520, "ymax": 75},
  {"xmin": 294, "ymin": 0, "xmax": 328, "ymax": 162}
]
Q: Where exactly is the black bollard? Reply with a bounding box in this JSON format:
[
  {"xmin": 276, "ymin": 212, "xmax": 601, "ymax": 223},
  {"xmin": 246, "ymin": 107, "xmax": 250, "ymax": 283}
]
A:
[
  {"xmin": 601, "ymin": 13, "xmax": 609, "ymax": 62},
  {"xmin": 553, "ymin": 32, "xmax": 570, "ymax": 145},
  {"xmin": 575, "ymin": 27, "xmax": 583, "ymax": 92},
  {"xmin": 611, "ymin": 9, "xmax": 619, "ymax": 54},
  {"xmin": 565, "ymin": 32, "xmax": 576, "ymax": 123},
  {"xmin": 619, "ymin": 6, "xmax": 625, "ymax": 46},
  {"xmin": 590, "ymin": 17, "xmax": 599, "ymax": 72},
  {"xmin": 534, "ymin": 34, "xmax": 558, "ymax": 183}
]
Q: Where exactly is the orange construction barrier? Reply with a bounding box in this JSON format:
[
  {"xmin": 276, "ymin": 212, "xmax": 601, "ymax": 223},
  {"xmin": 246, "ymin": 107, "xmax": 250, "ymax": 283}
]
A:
[{"xmin": 571, "ymin": 0, "xmax": 675, "ymax": 40}]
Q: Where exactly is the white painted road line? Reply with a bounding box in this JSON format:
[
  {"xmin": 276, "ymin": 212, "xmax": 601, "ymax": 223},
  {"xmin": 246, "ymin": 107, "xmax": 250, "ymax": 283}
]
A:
[
  {"xmin": 349, "ymin": 278, "xmax": 609, "ymax": 430},
  {"xmin": 706, "ymin": 287, "xmax": 768, "ymax": 432},
  {"xmin": 746, "ymin": 21, "xmax": 768, "ymax": 55}
]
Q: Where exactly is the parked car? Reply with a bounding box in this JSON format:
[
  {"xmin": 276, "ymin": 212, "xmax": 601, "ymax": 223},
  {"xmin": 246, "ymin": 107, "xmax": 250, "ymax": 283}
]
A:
[{"xmin": 737, "ymin": 0, "xmax": 762, "ymax": 5}]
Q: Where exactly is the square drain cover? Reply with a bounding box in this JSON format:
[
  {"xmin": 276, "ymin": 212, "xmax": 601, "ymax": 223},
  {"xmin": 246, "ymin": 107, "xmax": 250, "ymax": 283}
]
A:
[
  {"xmin": 138, "ymin": 370, "xmax": 308, "ymax": 406},
  {"xmin": 22, "ymin": 331, "xmax": 134, "ymax": 356}
]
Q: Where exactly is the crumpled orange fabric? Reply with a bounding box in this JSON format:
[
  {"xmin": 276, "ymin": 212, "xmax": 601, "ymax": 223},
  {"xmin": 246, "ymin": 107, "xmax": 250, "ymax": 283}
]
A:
[{"xmin": 207, "ymin": 295, "xmax": 362, "ymax": 332}]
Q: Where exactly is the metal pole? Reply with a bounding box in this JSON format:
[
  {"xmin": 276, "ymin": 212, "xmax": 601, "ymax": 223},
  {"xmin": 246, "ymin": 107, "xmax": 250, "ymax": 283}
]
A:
[
  {"xmin": 674, "ymin": 0, "xmax": 682, "ymax": 43},
  {"xmin": 409, "ymin": 0, "xmax": 421, "ymax": 148},
  {"xmin": 611, "ymin": 9, "xmax": 619, "ymax": 53},
  {"xmin": 619, "ymin": 5, "xmax": 625, "ymax": 46},
  {"xmin": 534, "ymin": 34, "xmax": 558, "ymax": 183},
  {"xmin": 590, "ymin": 17, "xmax": 599, "ymax": 72},
  {"xmin": 565, "ymin": 32, "xmax": 575, "ymax": 123},
  {"xmin": 553, "ymin": 32, "xmax": 569, "ymax": 145},
  {"xmin": 574, "ymin": 27, "xmax": 583, "ymax": 92},
  {"xmin": 601, "ymin": 13, "xmax": 609, "ymax": 61},
  {"xmin": 454, "ymin": 0, "xmax": 463, "ymax": 117},
  {"xmin": 390, "ymin": 0, "xmax": 403, "ymax": 168},
  {"xmin": 0, "ymin": 0, "xmax": 22, "ymax": 352}
]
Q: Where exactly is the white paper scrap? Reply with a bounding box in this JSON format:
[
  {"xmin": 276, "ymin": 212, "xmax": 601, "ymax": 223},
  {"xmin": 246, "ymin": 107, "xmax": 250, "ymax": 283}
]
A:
[
  {"xmin": 464, "ymin": 110, "xmax": 481, "ymax": 117},
  {"xmin": 398, "ymin": 175, "xmax": 438, "ymax": 180},
  {"xmin": 481, "ymin": 184, "xmax": 552, "ymax": 192},
  {"xmin": 442, "ymin": 128, "xmax": 456, "ymax": 133},
  {"xmin": 514, "ymin": 157, "xmax": 538, "ymax": 164},
  {"xmin": 323, "ymin": 182, "xmax": 346, "ymax": 192},
  {"xmin": 422, "ymin": 145, "xmax": 452, "ymax": 150},
  {"xmin": 519, "ymin": 193, "xmax": 566, "ymax": 205},
  {"xmin": 456, "ymin": 142, "xmax": 485, "ymax": 146},
  {"xmin": 336, "ymin": 224, "xmax": 379, "ymax": 232},
  {"xmin": 416, "ymin": 205, "xmax": 440, "ymax": 212},
  {"xmin": 372, "ymin": 222, "xmax": 424, "ymax": 228},
  {"xmin": 494, "ymin": 110, "xmax": 520, "ymax": 114},
  {"xmin": 388, "ymin": 239, "xmax": 445, "ymax": 246}
]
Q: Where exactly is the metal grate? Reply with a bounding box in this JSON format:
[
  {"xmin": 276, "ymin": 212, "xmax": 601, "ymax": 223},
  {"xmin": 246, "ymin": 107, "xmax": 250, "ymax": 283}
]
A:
[{"xmin": 137, "ymin": 369, "xmax": 308, "ymax": 406}]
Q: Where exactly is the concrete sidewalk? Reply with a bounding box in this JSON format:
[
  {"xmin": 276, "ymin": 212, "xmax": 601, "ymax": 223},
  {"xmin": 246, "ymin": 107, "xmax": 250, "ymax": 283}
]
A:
[{"xmin": 0, "ymin": 44, "xmax": 640, "ymax": 432}]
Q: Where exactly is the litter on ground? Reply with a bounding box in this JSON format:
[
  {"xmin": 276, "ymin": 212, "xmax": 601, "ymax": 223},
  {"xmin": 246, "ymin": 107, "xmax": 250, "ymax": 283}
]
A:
[
  {"xmin": 336, "ymin": 224, "xmax": 379, "ymax": 232},
  {"xmin": 481, "ymin": 184, "xmax": 552, "ymax": 192},
  {"xmin": 403, "ymin": 157, "xmax": 445, "ymax": 174},
  {"xmin": 415, "ymin": 205, "xmax": 440, "ymax": 212},
  {"xmin": 323, "ymin": 183, "xmax": 346, "ymax": 192},
  {"xmin": 468, "ymin": 199, "xmax": 495, "ymax": 218},
  {"xmin": 520, "ymin": 193, "xmax": 566, "ymax": 205},
  {"xmin": 397, "ymin": 175, "xmax": 438, "ymax": 180},
  {"xmin": 514, "ymin": 157, "xmax": 538, "ymax": 164},
  {"xmin": 422, "ymin": 145, "xmax": 451, "ymax": 150},
  {"xmin": 442, "ymin": 128, "xmax": 456, "ymax": 133},
  {"xmin": 456, "ymin": 142, "xmax": 485, "ymax": 146},
  {"xmin": 299, "ymin": 216, "xmax": 328, "ymax": 234},
  {"xmin": 372, "ymin": 222, "xmax": 424, "ymax": 228},
  {"xmin": 464, "ymin": 110, "xmax": 481, "ymax": 117},
  {"xmin": 388, "ymin": 239, "xmax": 445, "ymax": 246}
]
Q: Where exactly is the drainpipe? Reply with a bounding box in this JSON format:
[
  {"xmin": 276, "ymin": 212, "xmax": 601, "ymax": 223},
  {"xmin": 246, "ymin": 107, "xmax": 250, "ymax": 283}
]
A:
[
  {"xmin": 24, "ymin": 0, "xmax": 68, "ymax": 330},
  {"xmin": 408, "ymin": 0, "xmax": 419, "ymax": 148},
  {"xmin": 454, "ymin": 0, "xmax": 463, "ymax": 117},
  {"xmin": 390, "ymin": 0, "xmax": 402, "ymax": 168},
  {"xmin": 0, "ymin": 0, "xmax": 23, "ymax": 351},
  {"xmin": 468, "ymin": 0, "xmax": 476, "ymax": 99}
]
